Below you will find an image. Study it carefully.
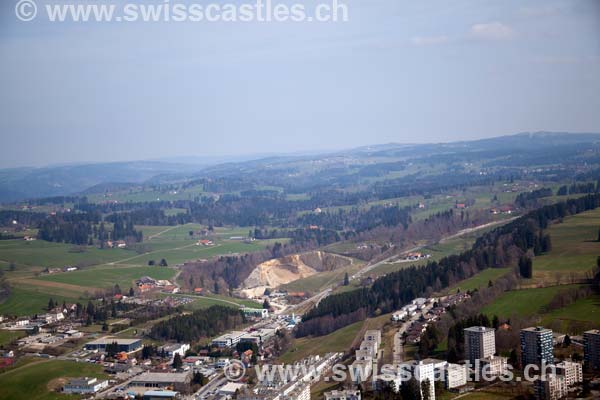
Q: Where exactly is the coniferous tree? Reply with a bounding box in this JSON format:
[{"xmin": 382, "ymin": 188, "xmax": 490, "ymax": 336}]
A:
[{"xmin": 172, "ymin": 353, "xmax": 183, "ymax": 369}]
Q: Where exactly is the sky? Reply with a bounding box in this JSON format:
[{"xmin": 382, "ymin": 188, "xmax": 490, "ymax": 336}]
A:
[{"xmin": 1, "ymin": 0, "xmax": 600, "ymax": 168}]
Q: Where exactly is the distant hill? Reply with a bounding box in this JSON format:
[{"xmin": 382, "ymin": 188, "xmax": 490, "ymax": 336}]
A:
[
  {"xmin": 1, "ymin": 132, "xmax": 598, "ymax": 203},
  {"xmin": 0, "ymin": 161, "xmax": 204, "ymax": 202}
]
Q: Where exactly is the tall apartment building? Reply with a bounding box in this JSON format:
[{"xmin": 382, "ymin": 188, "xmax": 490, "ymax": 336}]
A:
[
  {"xmin": 351, "ymin": 330, "xmax": 381, "ymax": 384},
  {"xmin": 464, "ymin": 326, "xmax": 496, "ymax": 364},
  {"xmin": 397, "ymin": 361, "xmax": 436, "ymax": 400},
  {"xmin": 555, "ymin": 360, "xmax": 583, "ymax": 387},
  {"xmin": 533, "ymin": 375, "xmax": 565, "ymax": 400},
  {"xmin": 521, "ymin": 327, "xmax": 554, "ymax": 367},
  {"xmin": 583, "ymin": 329, "xmax": 600, "ymax": 371}
]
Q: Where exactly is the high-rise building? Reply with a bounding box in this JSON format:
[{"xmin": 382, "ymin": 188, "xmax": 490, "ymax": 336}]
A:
[
  {"xmin": 521, "ymin": 327, "xmax": 554, "ymax": 367},
  {"xmin": 555, "ymin": 360, "xmax": 583, "ymax": 387},
  {"xmin": 583, "ymin": 329, "xmax": 600, "ymax": 371},
  {"xmin": 464, "ymin": 326, "xmax": 496, "ymax": 364},
  {"xmin": 397, "ymin": 361, "xmax": 436, "ymax": 400},
  {"xmin": 533, "ymin": 375, "xmax": 565, "ymax": 400}
]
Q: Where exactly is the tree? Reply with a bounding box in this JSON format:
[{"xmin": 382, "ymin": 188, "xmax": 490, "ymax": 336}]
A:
[
  {"xmin": 421, "ymin": 379, "xmax": 432, "ymax": 400},
  {"xmin": 563, "ymin": 335, "xmax": 572, "ymax": 347},
  {"xmin": 47, "ymin": 298, "xmax": 55, "ymax": 311},
  {"xmin": 106, "ymin": 341, "xmax": 119, "ymax": 357},
  {"xmin": 113, "ymin": 284, "xmax": 121, "ymax": 295},
  {"xmin": 8, "ymin": 263, "xmax": 16, "ymax": 272},
  {"xmin": 129, "ymin": 287, "xmax": 135, "ymax": 297},
  {"xmin": 148, "ymin": 260, "xmax": 155, "ymax": 266},
  {"xmin": 262, "ymin": 299, "xmax": 270, "ymax": 310},
  {"xmin": 142, "ymin": 345, "xmax": 156, "ymax": 359},
  {"xmin": 102, "ymin": 321, "xmax": 109, "ymax": 331},
  {"xmin": 172, "ymin": 353, "xmax": 183, "ymax": 369},
  {"xmin": 519, "ymin": 255, "xmax": 533, "ymax": 279},
  {"xmin": 159, "ymin": 258, "xmax": 168, "ymax": 267},
  {"xmin": 509, "ymin": 348, "xmax": 518, "ymax": 368},
  {"xmin": 343, "ymin": 272, "xmax": 350, "ymax": 286},
  {"xmin": 192, "ymin": 371, "xmax": 207, "ymax": 386},
  {"xmin": 86, "ymin": 301, "xmax": 95, "ymax": 317},
  {"xmin": 400, "ymin": 376, "xmax": 422, "ymax": 400}
]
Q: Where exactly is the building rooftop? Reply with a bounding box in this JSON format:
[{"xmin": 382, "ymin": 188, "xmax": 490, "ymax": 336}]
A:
[
  {"xmin": 464, "ymin": 326, "xmax": 495, "ymax": 333},
  {"xmin": 131, "ymin": 372, "xmax": 190, "ymax": 383},
  {"xmin": 86, "ymin": 337, "xmax": 141, "ymax": 345},
  {"xmin": 143, "ymin": 390, "xmax": 179, "ymax": 397},
  {"xmin": 522, "ymin": 326, "xmax": 552, "ymax": 333}
]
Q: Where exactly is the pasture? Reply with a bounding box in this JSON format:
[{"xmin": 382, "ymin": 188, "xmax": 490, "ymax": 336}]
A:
[
  {"xmin": 0, "ymin": 221, "xmax": 285, "ymax": 315},
  {"xmin": 481, "ymin": 285, "xmax": 580, "ymax": 319},
  {"xmin": 0, "ymin": 359, "xmax": 107, "ymax": 400},
  {"xmin": 533, "ymin": 208, "xmax": 600, "ymax": 277},
  {"xmin": 278, "ymin": 320, "xmax": 363, "ymax": 364},
  {"xmin": 445, "ymin": 267, "xmax": 510, "ymax": 294},
  {"xmin": 37, "ymin": 265, "xmax": 176, "ymax": 291}
]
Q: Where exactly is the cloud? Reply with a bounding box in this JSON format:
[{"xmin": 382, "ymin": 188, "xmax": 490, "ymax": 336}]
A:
[
  {"xmin": 518, "ymin": 5, "xmax": 561, "ymax": 18},
  {"xmin": 469, "ymin": 22, "xmax": 516, "ymax": 40},
  {"xmin": 410, "ymin": 35, "xmax": 449, "ymax": 46}
]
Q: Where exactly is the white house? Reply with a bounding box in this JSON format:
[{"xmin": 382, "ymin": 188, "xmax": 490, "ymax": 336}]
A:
[{"xmin": 63, "ymin": 377, "xmax": 109, "ymax": 394}]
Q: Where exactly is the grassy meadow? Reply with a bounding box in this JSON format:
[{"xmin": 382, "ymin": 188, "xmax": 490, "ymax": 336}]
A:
[
  {"xmin": 0, "ymin": 360, "xmax": 108, "ymax": 400},
  {"xmin": 0, "ymin": 222, "xmax": 283, "ymax": 315}
]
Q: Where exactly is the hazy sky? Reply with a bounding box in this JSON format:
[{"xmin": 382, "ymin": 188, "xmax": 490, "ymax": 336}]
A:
[{"xmin": 1, "ymin": 0, "xmax": 600, "ymax": 167}]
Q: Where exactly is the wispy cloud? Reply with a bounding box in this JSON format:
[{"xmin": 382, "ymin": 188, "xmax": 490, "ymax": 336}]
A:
[
  {"xmin": 469, "ymin": 22, "xmax": 516, "ymax": 40},
  {"xmin": 410, "ymin": 35, "xmax": 449, "ymax": 46},
  {"xmin": 518, "ymin": 5, "xmax": 561, "ymax": 18}
]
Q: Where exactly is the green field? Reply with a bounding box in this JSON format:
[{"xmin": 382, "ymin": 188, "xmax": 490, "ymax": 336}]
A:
[
  {"xmin": 164, "ymin": 293, "xmax": 262, "ymax": 310},
  {"xmin": 0, "ymin": 329, "xmax": 25, "ymax": 347},
  {"xmin": 541, "ymin": 294, "xmax": 600, "ymax": 333},
  {"xmin": 533, "ymin": 208, "xmax": 600, "ymax": 276},
  {"xmin": 279, "ymin": 321, "xmax": 364, "ymax": 364},
  {"xmin": 479, "ymin": 207, "xmax": 600, "ymax": 330},
  {"xmin": 0, "ymin": 359, "xmax": 108, "ymax": 400},
  {"xmin": 0, "ymin": 240, "xmax": 131, "ymax": 270},
  {"xmin": 0, "ymin": 221, "xmax": 290, "ymax": 315},
  {"xmin": 446, "ymin": 267, "xmax": 510, "ymax": 294},
  {"xmin": 37, "ymin": 265, "xmax": 177, "ymax": 290},
  {"xmin": 482, "ymin": 285, "xmax": 580, "ymax": 318},
  {"xmin": 0, "ymin": 286, "xmax": 80, "ymax": 316},
  {"xmin": 86, "ymin": 184, "xmax": 205, "ymax": 203}
]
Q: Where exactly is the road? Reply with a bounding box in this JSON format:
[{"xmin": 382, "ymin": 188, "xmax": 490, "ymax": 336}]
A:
[
  {"xmin": 285, "ymin": 218, "xmax": 515, "ymax": 315},
  {"xmin": 189, "ymin": 374, "xmax": 227, "ymax": 399}
]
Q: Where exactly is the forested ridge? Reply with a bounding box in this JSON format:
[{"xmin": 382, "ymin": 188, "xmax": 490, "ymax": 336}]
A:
[{"xmin": 299, "ymin": 194, "xmax": 600, "ymax": 337}]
